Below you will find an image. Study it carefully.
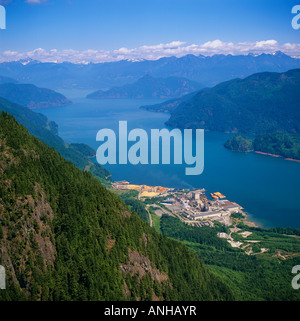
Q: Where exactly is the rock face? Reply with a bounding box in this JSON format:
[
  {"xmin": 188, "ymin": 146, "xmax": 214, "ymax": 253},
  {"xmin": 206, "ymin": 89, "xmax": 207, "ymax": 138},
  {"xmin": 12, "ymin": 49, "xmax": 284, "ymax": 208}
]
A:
[{"xmin": 120, "ymin": 249, "xmax": 170, "ymax": 287}]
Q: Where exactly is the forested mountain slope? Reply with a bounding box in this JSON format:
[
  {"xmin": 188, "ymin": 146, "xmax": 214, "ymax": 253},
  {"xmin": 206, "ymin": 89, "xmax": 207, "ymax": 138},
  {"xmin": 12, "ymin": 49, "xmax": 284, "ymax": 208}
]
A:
[
  {"xmin": 0, "ymin": 113, "xmax": 234, "ymax": 301},
  {"xmin": 162, "ymin": 69, "xmax": 300, "ymax": 134},
  {"xmin": 0, "ymin": 97, "xmax": 109, "ymax": 180}
]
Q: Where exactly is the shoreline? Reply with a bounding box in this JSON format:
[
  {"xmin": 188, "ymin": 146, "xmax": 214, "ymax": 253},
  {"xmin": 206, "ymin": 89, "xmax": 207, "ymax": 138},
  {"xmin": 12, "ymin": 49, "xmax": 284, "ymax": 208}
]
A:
[
  {"xmin": 285, "ymin": 158, "xmax": 300, "ymax": 163},
  {"xmin": 242, "ymin": 212, "xmax": 260, "ymax": 228},
  {"xmin": 114, "ymin": 179, "xmax": 262, "ymax": 229},
  {"xmin": 255, "ymin": 151, "xmax": 300, "ymax": 163},
  {"xmin": 255, "ymin": 151, "xmax": 282, "ymax": 158}
]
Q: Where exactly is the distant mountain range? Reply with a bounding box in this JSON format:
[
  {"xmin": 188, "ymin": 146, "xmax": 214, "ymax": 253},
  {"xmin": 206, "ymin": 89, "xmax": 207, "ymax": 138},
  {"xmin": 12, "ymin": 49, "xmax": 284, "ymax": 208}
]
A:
[
  {"xmin": 87, "ymin": 75, "xmax": 203, "ymax": 99},
  {"xmin": 0, "ymin": 52, "xmax": 300, "ymax": 90},
  {"xmin": 143, "ymin": 69, "xmax": 300, "ymax": 134},
  {"xmin": 0, "ymin": 75, "xmax": 18, "ymax": 84},
  {"xmin": 0, "ymin": 82, "xmax": 72, "ymax": 109}
]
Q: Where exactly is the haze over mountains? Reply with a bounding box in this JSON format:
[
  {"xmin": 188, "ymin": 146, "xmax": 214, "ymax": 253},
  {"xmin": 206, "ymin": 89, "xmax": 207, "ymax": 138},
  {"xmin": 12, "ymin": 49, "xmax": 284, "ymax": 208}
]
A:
[
  {"xmin": 0, "ymin": 52, "xmax": 299, "ymax": 90},
  {"xmin": 0, "ymin": 83, "xmax": 72, "ymax": 109},
  {"xmin": 87, "ymin": 75, "xmax": 203, "ymax": 99},
  {"xmin": 0, "ymin": 75, "xmax": 18, "ymax": 85}
]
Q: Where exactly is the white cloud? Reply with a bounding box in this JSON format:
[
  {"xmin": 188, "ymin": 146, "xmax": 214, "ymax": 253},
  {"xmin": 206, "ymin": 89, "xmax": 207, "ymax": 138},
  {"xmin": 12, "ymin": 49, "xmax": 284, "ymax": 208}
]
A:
[
  {"xmin": 254, "ymin": 40, "xmax": 278, "ymax": 48},
  {"xmin": 1, "ymin": 40, "xmax": 300, "ymax": 64}
]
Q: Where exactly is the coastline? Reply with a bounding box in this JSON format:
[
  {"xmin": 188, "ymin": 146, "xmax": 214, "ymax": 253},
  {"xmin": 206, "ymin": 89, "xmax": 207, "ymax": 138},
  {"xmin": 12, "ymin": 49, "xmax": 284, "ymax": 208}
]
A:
[
  {"xmin": 255, "ymin": 151, "xmax": 300, "ymax": 163},
  {"xmin": 114, "ymin": 178, "xmax": 262, "ymax": 229},
  {"xmin": 285, "ymin": 158, "xmax": 300, "ymax": 163},
  {"xmin": 242, "ymin": 212, "xmax": 260, "ymax": 228},
  {"xmin": 255, "ymin": 151, "xmax": 282, "ymax": 158}
]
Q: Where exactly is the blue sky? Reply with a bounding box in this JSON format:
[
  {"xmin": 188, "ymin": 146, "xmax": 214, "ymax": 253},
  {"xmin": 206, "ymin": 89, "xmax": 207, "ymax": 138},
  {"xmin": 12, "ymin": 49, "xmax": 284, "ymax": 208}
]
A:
[{"xmin": 0, "ymin": 0, "xmax": 299, "ymax": 62}]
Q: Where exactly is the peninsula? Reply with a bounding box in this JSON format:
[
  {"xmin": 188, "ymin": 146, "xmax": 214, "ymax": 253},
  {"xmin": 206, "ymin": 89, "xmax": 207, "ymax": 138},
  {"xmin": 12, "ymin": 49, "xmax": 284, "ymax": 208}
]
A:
[{"xmin": 224, "ymin": 132, "xmax": 300, "ymax": 161}]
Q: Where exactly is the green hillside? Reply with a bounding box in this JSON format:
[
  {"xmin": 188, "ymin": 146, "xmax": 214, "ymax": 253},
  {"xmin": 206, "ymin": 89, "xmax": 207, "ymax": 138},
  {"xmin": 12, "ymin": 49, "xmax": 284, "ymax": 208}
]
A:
[
  {"xmin": 225, "ymin": 132, "xmax": 300, "ymax": 160},
  {"xmin": 165, "ymin": 69, "xmax": 300, "ymax": 134},
  {"xmin": 0, "ymin": 97, "xmax": 109, "ymax": 181},
  {"xmin": 224, "ymin": 135, "xmax": 253, "ymax": 152},
  {"xmin": 159, "ymin": 215, "xmax": 300, "ymax": 301},
  {"xmin": 253, "ymin": 132, "xmax": 300, "ymax": 160},
  {"xmin": 0, "ymin": 112, "xmax": 234, "ymax": 301}
]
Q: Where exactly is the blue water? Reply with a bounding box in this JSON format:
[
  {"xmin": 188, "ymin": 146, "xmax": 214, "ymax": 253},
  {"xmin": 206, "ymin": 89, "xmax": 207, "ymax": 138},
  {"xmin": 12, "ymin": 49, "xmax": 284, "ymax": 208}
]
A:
[{"xmin": 36, "ymin": 92, "xmax": 300, "ymax": 228}]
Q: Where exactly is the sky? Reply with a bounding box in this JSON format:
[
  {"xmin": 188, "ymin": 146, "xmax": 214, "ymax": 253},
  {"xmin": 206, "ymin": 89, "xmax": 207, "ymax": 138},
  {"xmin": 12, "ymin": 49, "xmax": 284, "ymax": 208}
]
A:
[{"xmin": 0, "ymin": 0, "xmax": 299, "ymax": 62}]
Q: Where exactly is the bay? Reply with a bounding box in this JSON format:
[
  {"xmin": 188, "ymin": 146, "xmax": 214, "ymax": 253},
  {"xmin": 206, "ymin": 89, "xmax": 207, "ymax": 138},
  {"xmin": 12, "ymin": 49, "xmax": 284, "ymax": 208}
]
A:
[{"xmin": 36, "ymin": 91, "xmax": 300, "ymax": 228}]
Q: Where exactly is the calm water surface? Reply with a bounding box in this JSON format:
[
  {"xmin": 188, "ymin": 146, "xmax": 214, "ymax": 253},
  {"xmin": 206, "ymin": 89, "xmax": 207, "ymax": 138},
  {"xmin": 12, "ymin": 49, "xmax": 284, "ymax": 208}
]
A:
[{"xmin": 36, "ymin": 91, "xmax": 300, "ymax": 228}]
